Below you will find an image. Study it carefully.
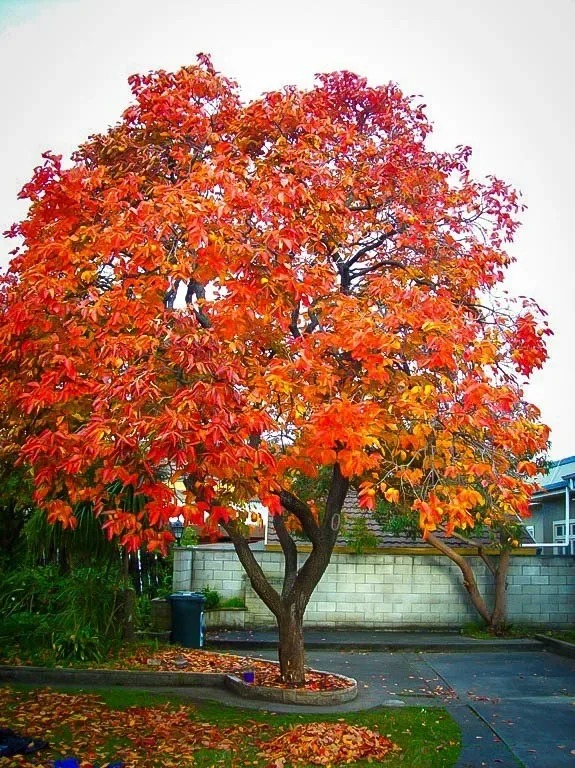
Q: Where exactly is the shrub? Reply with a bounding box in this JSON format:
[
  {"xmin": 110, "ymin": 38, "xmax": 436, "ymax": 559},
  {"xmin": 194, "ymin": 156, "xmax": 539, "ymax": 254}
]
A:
[
  {"xmin": 218, "ymin": 597, "xmax": 246, "ymax": 609},
  {"xmin": 201, "ymin": 586, "xmax": 221, "ymax": 610},
  {"xmin": 0, "ymin": 564, "xmax": 125, "ymax": 659},
  {"xmin": 52, "ymin": 626, "xmax": 103, "ymax": 662}
]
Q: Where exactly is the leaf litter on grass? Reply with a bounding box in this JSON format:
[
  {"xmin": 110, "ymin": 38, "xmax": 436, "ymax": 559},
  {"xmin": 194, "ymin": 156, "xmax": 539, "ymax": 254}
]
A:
[
  {"xmin": 0, "ymin": 688, "xmax": 403, "ymax": 768},
  {"xmin": 3, "ymin": 646, "xmax": 353, "ymax": 692},
  {"xmin": 258, "ymin": 722, "xmax": 401, "ymax": 766}
]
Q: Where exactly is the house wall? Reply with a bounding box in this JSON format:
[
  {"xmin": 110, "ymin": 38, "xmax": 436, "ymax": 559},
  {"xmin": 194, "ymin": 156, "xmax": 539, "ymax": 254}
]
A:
[
  {"xmin": 183, "ymin": 545, "xmax": 575, "ymax": 629},
  {"xmin": 544, "ymin": 498, "xmax": 569, "ymax": 542},
  {"xmin": 529, "ymin": 495, "xmax": 575, "ymax": 553}
]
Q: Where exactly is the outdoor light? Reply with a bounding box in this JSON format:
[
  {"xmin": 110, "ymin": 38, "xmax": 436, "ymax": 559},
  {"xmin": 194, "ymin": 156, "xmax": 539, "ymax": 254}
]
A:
[{"xmin": 170, "ymin": 516, "xmax": 185, "ymax": 546}]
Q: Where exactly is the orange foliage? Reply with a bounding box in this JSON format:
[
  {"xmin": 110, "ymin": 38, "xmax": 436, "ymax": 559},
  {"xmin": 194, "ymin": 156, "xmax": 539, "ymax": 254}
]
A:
[{"xmin": 0, "ymin": 55, "xmax": 550, "ymax": 550}]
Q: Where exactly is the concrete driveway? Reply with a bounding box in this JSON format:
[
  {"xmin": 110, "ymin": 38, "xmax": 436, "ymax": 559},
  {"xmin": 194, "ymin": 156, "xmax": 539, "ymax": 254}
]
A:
[
  {"xmin": 241, "ymin": 648, "xmax": 575, "ymax": 768},
  {"xmin": 425, "ymin": 651, "xmax": 575, "ymax": 768}
]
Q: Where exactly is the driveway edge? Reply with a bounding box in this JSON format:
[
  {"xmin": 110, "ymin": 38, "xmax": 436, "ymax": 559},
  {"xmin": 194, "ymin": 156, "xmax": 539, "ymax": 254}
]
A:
[{"xmin": 534, "ymin": 634, "xmax": 575, "ymax": 659}]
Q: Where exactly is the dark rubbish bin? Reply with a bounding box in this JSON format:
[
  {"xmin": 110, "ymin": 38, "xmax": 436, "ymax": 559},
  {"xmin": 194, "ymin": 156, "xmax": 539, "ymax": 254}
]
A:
[{"xmin": 169, "ymin": 591, "xmax": 206, "ymax": 648}]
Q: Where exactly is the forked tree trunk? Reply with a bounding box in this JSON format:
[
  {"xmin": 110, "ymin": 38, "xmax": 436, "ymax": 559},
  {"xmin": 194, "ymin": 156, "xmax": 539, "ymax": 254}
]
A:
[
  {"xmin": 426, "ymin": 531, "xmax": 511, "ymax": 632},
  {"xmin": 223, "ymin": 464, "xmax": 349, "ymax": 686},
  {"xmin": 226, "ymin": 533, "xmax": 321, "ymax": 685}
]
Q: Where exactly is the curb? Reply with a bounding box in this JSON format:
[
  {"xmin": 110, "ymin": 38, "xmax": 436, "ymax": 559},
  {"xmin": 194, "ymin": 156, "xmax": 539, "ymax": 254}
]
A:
[
  {"xmin": 0, "ymin": 664, "xmax": 357, "ymax": 707},
  {"xmin": 207, "ymin": 637, "xmax": 544, "ymax": 653},
  {"xmin": 0, "ymin": 665, "xmax": 225, "ymax": 689},
  {"xmin": 534, "ymin": 634, "xmax": 575, "ymax": 659}
]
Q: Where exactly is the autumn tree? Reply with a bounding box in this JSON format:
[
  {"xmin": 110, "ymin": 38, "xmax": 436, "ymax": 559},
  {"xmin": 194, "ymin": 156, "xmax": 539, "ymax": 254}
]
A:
[{"xmin": 0, "ymin": 56, "xmax": 550, "ymax": 683}]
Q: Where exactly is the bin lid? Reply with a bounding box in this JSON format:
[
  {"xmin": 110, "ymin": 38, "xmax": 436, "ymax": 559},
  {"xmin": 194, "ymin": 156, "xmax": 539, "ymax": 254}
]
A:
[{"xmin": 169, "ymin": 591, "xmax": 206, "ymax": 601}]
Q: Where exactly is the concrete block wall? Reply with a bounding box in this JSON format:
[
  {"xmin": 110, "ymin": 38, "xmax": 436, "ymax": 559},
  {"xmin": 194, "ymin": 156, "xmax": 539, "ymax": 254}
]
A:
[
  {"xmin": 506, "ymin": 557, "xmax": 575, "ymax": 626},
  {"xmin": 172, "ymin": 547, "xmax": 193, "ymax": 591},
  {"xmin": 184, "ymin": 545, "xmax": 575, "ymax": 629}
]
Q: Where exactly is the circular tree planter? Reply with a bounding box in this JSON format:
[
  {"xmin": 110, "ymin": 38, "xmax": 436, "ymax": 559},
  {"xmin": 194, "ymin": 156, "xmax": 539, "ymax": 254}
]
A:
[{"xmin": 224, "ymin": 669, "xmax": 358, "ymax": 705}]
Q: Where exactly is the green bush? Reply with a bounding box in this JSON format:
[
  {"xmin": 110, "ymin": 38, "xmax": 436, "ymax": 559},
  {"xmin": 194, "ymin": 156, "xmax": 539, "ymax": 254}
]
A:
[
  {"xmin": 0, "ymin": 564, "xmax": 67, "ymax": 616},
  {"xmin": 180, "ymin": 526, "xmax": 199, "ymax": 546},
  {"xmin": 219, "ymin": 597, "xmax": 246, "ymax": 609},
  {"xmin": 154, "ymin": 562, "xmax": 175, "ymax": 599},
  {"xmin": 201, "ymin": 586, "xmax": 221, "ymax": 610},
  {"xmin": 342, "ymin": 517, "xmax": 378, "ymax": 554},
  {"xmin": 135, "ymin": 594, "xmax": 152, "ymax": 631},
  {"xmin": 0, "ymin": 611, "xmax": 54, "ymax": 649},
  {"xmin": 0, "ymin": 564, "xmax": 125, "ymax": 659}
]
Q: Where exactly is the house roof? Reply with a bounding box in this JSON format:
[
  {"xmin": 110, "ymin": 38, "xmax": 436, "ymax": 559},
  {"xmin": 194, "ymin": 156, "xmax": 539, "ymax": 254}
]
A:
[
  {"xmin": 532, "ymin": 455, "xmax": 575, "ymax": 497},
  {"xmin": 266, "ymin": 490, "xmax": 495, "ymax": 550}
]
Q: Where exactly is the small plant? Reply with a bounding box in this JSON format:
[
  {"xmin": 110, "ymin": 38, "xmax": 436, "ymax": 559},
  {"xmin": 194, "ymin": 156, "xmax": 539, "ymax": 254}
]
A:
[
  {"xmin": 343, "ymin": 517, "xmax": 378, "ymax": 554},
  {"xmin": 219, "ymin": 596, "xmax": 246, "ymax": 609},
  {"xmin": 180, "ymin": 526, "xmax": 199, "ymax": 546},
  {"xmin": 201, "ymin": 586, "xmax": 221, "ymax": 610},
  {"xmin": 135, "ymin": 594, "xmax": 152, "ymax": 630},
  {"xmin": 52, "ymin": 627, "xmax": 103, "ymax": 662}
]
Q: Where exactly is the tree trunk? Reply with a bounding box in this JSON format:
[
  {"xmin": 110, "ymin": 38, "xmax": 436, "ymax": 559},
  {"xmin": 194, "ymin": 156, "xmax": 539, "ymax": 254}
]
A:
[
  {"xmin": 426, "ymin": 532, "xmax": 492, "ymax": 626},
  {"xmin": 120, "ymin": 587, "xmax": 136, "ymax": 642},
  {"xmin": 489, "ymin": 549, "xmax": 510, "ymax": 634},
  {"xmin": 426, "ymin": 532, "xmax": 514, "ymax": 633},
  {"xmin": 121, "ymin": 549, "xmax": 136, "ymax": 641},
  {"xmin": 222, "ymin": 463, "xmax": 349, "ymax": 686},
  {"xmin": 277, "ymin": 602, "xmax": 306, "ymax": 685}
]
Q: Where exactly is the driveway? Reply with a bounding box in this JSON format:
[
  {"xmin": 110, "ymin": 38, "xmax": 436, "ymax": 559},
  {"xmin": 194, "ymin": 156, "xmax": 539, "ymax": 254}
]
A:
[
  {"xmin": 241, "ymin": 648, "xmax": 575, "ymax": 768},
  {"xmin": 425, "ymin": 651, "xmax": 575, "ymax": 768}
]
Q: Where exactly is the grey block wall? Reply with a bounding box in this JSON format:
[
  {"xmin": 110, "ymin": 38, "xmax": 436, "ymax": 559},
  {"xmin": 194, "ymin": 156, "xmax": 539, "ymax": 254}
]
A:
[{"xmin": 182, "ymin": 545, "xmax": 575, "ymax": 629}]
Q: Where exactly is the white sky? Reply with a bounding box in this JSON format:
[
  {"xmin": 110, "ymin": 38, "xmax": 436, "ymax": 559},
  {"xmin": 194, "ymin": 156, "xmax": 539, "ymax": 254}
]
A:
[{"xmin": 0, "ymin": 0, "xmax": 573, "ymax": 461}]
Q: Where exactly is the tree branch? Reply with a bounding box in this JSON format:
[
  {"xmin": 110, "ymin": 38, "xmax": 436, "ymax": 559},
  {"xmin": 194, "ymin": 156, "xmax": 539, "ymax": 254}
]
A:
[
  {"xmin": 185, "ymin": 279, "xmax": 212, "ymax": 328},
  {"xmin": 347, "ymin": 226, "xmax": 405, "ymax": 268},
  {"xmin": 293, "ymin": 463, "xmax": 349, "ymax": 603},
  {"xmin": 222, "ymin": 520, "xmax": 282, "ymax": 616},
  {"xmin": 289, "ymin": 305, "xmax": 320, "ymax": 339},
  {"xmin": 426, "ymin": 531, "xmax": 492, "ymax": 625},
  {"xmin": 320, "ymin": 462, "xmax": 349, "ymax": 543},
  {"xmin": 276, "ymin": 489, "xmax": 320, "ymax": 546},
  {"xmin": 272, "ymin": 514, "xmax": 298, "ymax": 598}
]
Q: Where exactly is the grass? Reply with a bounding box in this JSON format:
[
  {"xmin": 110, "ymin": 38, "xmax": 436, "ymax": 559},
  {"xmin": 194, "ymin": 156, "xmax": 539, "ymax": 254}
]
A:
[
  {"xmin": 539, "ymin": 628, "xmax": 575, "ymax": 644},
  {"xmin": 0, "ymin": 684, "xmax": 461, "ymax": 768},
  {"xmin": 460, "ymin": 623, "xmax": 575, "ymax": 643}
]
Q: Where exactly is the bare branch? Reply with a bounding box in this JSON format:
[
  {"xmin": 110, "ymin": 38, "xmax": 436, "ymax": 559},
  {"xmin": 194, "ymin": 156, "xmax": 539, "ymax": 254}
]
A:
[
  {"xmin": 185, "ymin": 279, "xmax": 212, "ymax": 328},
  {"xmin": 222, "ymin": 520, "xmax": 282, "ymax": 616}
]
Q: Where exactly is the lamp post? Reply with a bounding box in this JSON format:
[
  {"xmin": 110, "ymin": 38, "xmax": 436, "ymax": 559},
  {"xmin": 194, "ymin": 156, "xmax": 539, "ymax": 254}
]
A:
[
  {"xmin": 170, "ymin": 514, "xmax": 189, "ymax": 591},
  {"xmin": 170, "ymin": 515, "xmax": 185, "ymax": 546}
]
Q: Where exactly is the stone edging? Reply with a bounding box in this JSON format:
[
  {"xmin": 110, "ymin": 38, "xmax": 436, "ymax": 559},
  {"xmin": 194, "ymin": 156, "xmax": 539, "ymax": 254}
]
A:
[
  {"xmin": 225, "ymin": 670, "xmax": 357, "ymax": 705},
  {"xmin": 0, "ymin": 665, "xmax": 226, "ymax": 689},
  {"xmin": 0, "ymin": 665, "xmax": 357, "ymax": 706},
  {"xmin": 534, "ymin": 634, "xmax": 575, "ymax": 659}
]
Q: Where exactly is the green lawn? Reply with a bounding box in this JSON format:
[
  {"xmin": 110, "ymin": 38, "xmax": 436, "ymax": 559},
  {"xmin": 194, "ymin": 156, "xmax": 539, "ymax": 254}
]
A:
[{"xmin": 1, "ymin": 684, "xmax": 460, "ymax": 767}]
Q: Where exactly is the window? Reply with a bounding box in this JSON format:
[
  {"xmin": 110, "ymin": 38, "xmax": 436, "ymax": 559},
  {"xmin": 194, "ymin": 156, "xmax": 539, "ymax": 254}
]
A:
[{"xmin": 553, "ymin": 520, "xmax": 575, "ymax": 555}]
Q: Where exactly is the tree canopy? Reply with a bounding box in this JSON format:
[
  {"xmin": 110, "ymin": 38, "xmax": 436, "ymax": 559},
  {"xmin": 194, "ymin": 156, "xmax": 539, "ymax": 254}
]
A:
[{"xmin": 1, "ymin": 55, "xmax": 550, "ymax": 554}]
